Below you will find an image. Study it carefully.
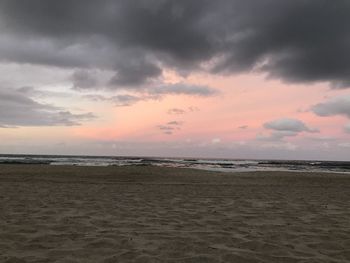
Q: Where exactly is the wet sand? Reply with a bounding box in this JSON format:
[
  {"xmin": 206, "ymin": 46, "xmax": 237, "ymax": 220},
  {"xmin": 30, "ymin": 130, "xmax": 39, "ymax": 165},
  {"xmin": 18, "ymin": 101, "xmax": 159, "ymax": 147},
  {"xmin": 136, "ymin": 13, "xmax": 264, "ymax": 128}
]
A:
[{"xmin": 0, "ymin": 164, "xmax": 349, "ymax": 262}]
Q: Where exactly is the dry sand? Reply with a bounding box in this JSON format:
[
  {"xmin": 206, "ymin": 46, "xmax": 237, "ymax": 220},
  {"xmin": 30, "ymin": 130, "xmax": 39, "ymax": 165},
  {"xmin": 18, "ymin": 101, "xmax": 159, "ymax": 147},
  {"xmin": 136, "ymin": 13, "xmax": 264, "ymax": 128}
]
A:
[{"xmin": 0, "ymin": 164, "xmax": 349, "ymax": 263}]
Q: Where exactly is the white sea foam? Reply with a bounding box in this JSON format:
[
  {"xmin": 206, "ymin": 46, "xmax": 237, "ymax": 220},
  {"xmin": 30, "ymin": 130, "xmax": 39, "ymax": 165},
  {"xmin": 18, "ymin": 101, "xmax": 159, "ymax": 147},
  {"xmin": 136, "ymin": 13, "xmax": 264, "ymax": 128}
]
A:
[{"xmin": 0, "ymin": 155, "xmax": 350, "ymax": 174}]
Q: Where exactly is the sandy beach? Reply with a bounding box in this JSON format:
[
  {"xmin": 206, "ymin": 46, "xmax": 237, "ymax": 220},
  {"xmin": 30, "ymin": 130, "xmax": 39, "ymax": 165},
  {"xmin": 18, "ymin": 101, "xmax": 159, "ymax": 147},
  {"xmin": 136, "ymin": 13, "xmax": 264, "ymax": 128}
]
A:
[{"xmin": 0, "ymin": 165, "xmax": 349, "ymax": 262}]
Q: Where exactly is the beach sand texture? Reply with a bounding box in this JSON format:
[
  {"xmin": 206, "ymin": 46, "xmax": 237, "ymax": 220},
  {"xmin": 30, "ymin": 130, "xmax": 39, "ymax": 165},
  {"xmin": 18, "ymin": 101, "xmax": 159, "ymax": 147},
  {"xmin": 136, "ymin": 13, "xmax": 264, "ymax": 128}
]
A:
[{"xmin": 0, "ymin": 165, "xmax": 350, "ymax": 262}]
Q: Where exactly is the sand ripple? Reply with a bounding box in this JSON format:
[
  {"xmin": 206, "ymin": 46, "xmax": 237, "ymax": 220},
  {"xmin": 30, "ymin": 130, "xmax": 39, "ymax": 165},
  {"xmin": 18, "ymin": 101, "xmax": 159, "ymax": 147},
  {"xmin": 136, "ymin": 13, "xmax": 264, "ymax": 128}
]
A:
[{"xmin": 0, "ymin": 165, "xmax": 349, "ymax": 262}]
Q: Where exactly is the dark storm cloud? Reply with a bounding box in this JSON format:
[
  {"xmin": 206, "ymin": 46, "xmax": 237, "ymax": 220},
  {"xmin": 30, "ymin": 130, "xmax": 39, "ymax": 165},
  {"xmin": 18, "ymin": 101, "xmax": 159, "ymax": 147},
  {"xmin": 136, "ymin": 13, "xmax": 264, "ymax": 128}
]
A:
[
  {"xmin": 108, "ymin": 59, "xmax": 162, "ymax": 87},
  {"xmin": 0, "ymin": 0, "xmax": 350, "ymax": 88},
  {"xmin": 71, "ymin": 70, "xmax": 98, "ymax": 90},
  {"xmin": 311, "ymin": 95, "xmax": 350, "ymax": 118},
  {"xmin": 0, "ymin": 88, "xmax": 95, "ymax": 127}
]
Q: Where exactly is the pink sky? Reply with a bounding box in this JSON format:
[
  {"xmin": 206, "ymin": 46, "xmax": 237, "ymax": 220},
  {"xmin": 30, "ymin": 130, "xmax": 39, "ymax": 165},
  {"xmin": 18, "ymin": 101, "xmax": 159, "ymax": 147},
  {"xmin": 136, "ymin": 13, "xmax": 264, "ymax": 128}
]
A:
[
  {"xmin": 1, "ymin": 1, "xmax": 350, "ymax": 160},
  {"xmin": 1, "ymin": 66, "xmax": 349, "ymax": 160},
  {"xmin": 72, "ymin": 72, "xmax": 349, "ymax": 142}
]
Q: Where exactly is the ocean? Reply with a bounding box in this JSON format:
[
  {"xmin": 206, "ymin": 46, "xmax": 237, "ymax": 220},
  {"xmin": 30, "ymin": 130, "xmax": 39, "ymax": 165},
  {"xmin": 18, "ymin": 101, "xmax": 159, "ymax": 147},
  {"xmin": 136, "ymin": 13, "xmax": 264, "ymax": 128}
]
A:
[{"xmin": 0, "ymin": 154, "xmax": 350, "ymax": 174}]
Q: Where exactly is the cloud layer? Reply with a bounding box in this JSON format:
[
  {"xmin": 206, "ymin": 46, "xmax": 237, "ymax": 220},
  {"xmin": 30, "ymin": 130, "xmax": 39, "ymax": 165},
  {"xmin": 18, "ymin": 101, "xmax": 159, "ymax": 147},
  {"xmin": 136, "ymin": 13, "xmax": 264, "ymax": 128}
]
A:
[
  {"xmin": 311, "ymin": 95, "xmax": 350, "ymax": 119},
  {"xmin": 0, "ymin": 88, "xmax": 95, "ymax": 127},
  {"xmin": 83, "ymin": 83, "xmax": 216, "ymax": 107},
  {"xmin": 1, "ymin": 0, "xmax": 350, "ymax": 88}
]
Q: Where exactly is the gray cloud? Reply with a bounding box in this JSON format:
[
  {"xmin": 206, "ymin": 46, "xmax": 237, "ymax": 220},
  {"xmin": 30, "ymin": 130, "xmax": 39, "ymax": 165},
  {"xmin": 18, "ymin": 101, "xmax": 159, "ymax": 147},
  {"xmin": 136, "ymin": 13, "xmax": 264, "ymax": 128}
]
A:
[
  {"xmin": 259, "ymin": 118, "xmax": 318, "ymax": 141},
  {"xmin": 0, "ymin": 88, "xmax": 95, "ymax": 127},
  {"xmin": 264, "ymin": 118, "xmax": 318, "ymax": 133},
  {"xmin": 157, "ymin": 125, "xmax": 175, "ymax": 131},
  {"xmin": 167, "ymin": 106, "xmax": 200, "ymax": 115},
  {"xmin": 157, "ymin": 125, "xmax": 175, "ymax": 135},
  {"xmin": 344, "ymin": 123, "xmax": 350, "ymax": 133},
  {"xmin": 256, "ymin": 131, "xmax": 299, "ymax": 141},
  {"xmin": 82, "ymin": 82, "xmax": 215, "ymax": 107},
  {"xmin": 149, "ymin": 83, "xmax": 218, "ymax": 96},
  {"xmin": 17, "ymin": 86, "xmax": 71, "ymax": 98},
  {"xmin": 83, "ymin": 94, "xmax": 145, "ymax": 107},
  {"xmin": 167, "ymin": 121, "xmax": 183, "ymax": 126},
  {"xmin": 108, "ymin": 59, "xmax": 162, "ymax": 87},
  {"xmin": 71, "ymin": 70, "xmax": 98, "ymax": 90},
  {"xmin": 157, "ymin": 120, "xmax": 183, "ymax": 135},
  {"xmin": 167, "ymin": 108, "xmax": 186, "ymax": 115},
  {"xmin": 1, "ymin": 1, "xmax": 350, "ymax": 88},
  {"xmin": 311, "ymin": 95, "xmax": 350, "ymax": 118},
  {"xmin": 109, "ymin": 95, "xmax": 145, "ymax": 107},
  {"xmin": 14, "ymin": 86, "xmax": 72, "ymax": 99}
]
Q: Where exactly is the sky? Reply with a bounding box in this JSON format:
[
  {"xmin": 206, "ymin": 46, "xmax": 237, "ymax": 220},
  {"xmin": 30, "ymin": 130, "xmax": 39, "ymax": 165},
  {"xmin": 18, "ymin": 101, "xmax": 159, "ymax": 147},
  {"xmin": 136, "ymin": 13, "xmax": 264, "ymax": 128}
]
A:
[{"xmin": 0, "ymin": 0, "xmax": 350, "ymax": 160}]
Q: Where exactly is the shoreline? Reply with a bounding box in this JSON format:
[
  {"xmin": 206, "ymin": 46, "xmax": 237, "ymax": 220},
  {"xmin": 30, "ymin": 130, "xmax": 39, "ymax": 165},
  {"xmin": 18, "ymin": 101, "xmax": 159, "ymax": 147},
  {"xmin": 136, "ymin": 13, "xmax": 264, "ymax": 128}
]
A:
[
  {"xmin": 2, "ymin": 155, "xmax": 350, "ymax": 175},
  {"xmin": 2, "ymin": 162, "xmax": 350, "ymax": 176},
  {"xmin": 1, "ymin": 165, "xmax": 349, "ymax": 262}
]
